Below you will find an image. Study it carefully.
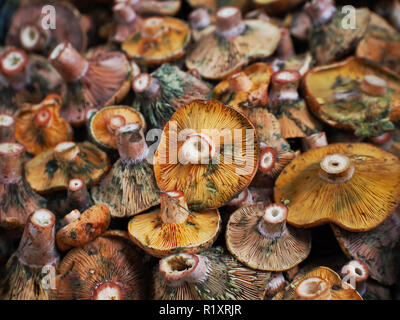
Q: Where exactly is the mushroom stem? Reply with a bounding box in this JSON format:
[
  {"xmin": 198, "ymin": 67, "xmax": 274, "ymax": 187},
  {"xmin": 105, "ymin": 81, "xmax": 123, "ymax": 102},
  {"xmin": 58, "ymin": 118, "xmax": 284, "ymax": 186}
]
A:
[
  {"xmin": 266, "ymin": 272, "xmax": 286, "ymax": 297},
  {"xmin": 19, "ymin": 24, "xmax": 50, "ymax": 51},
  {"xmin": 0, "ymin": 143, "xmax": 24, "ymax": 184},
  {"xmin": 302, "ymin": 132, "xmax": 328, "ymax": 151},
  {"xmin": 115, "ymin": 123, "xmax": 148, "ymax": 162},
  {"xmin": 179, "ymin": 133, "xmax": 217, "ymax": 164},
  {"xmin": 369, "ymin": 132, "xmax": 393, "ymax": 150},
  {"xmin": 159, "ymin": 253, "xmax": 211, "ymax": 287},
  {"xmin": 305, "ymin": 0, "xmax": 337, "ymax": 27},
  {"xmin": 132, "ymin": 73, "xmax": 161, "ymax": 100},
  {"xmin": 141, "ymin": 17, "xmax": 169, "ymax": 40},
  {"xmin": 0, "ymin": 49, "xmax": 29, "ymax": 89},
  {"xmin": 341, "ymin": 260, "xmax": 369, "ymax": 296},
  {"xmin": 227, "ymin": 188, "xmax": 253, "ymax": 207},
  {"xmin": 215, "ymin": 6, "xmax": 245, "ymax": 39},
  {"xmin": 62, "ymin": 209, "xmax": 81, "ymax": 225},
  {"xmin": 17, "ymin": 209, "xmax": 58, "ymax": 270},
  {"xmin": 277, "ymin": 28, "xmax": 295, "ymax": 60},
  {"xmin": 269, "ymin": 70, "xmax": 301, "ymax": 109},
  {"xmin": 259, "ymin": 146, "xmax": 277, "ymax": 174},
  {"xmin": 319, "ymin": 154, "xmax": 354, "ymax": 184},
  {"xmin": 228, "ymin": 72, "xmax": 253, "ymax": 93},
  {"xmin": 360, "ymin": 75, "xmax": 388, "ymax": 97},
  {"xmin": 49, "ymin": 41, "xmax": 89, "ymax": 82},
  {"xmin": 160, "ymin": 191, "xmax": 190, "ymax": 224},
  {"xmin": 106, "ymin": 115, "xmax": 127, "ymax": 134},
  {"xmin": 92, "ymin": 281, "xmax": 125, "ymax": 300},
  {"xmin": 34, "ymin": 108, "xmax": 53, "ymax": 127},
  {"xmin": 0, "ymin": 115, "xmax": 15, "ymax": 142},
  {"xmin": 113, "ymin": 3, "xmax": 137, "ymax": 23},
  {"xmin": 189, "ymin": 8, "xmax": 211, "ymax": 31},
  {"xmin": 295, "ymin": 277, "xmax": 332, "ymax": 300},
  {"xmin": 257, "ymin": 203, "xmax": 288, "ymax": 239},
  {"xmin": 66, "ymin": 178, "xmax": 92, "ymax": 213},
  {"xmin": 54, "ymin": 142, "xmax": 80, "ymax": 161}
]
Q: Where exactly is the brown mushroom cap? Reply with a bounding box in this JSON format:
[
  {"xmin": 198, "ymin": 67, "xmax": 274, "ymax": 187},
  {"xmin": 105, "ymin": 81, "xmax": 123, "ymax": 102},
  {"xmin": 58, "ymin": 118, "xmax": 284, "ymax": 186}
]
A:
[
  {"xmin": 274, "ymin": 143, "xmax": 400, "ymax": 231},
  {"xmin": 226, "ymin": 202, "xmax": 311, "ymax": 271},
  {"xmin": 273, "ymin": 266, "xmax": 362, "ymax": 300},
  {"xmin": 88, "ymin": 105, "xmax": 146, "ymax": 150},
  {"xmin": 253, "ymin": 0, "xmax": 305, "ymax": 15},
  {"xmin": 128, "ymin": 191, "xmax": 221, "ymax": 258},
  {"xmin": 56, "ymin": 204, "xmax": 111, "ymax": 251},
  {"xmin": 25, "ymin": 141, "xmax": 110, "ymax": 194},
  {"xmin": 153, "ymin": 100, "xmax": 259, "ymax": 211},
  {"xmin": 55, "ymin": 235, "xmax": 146, "ymax": 300},
  {"xmin": 122, "ymin": 17, "xmax": 190, "ymax": 65}
]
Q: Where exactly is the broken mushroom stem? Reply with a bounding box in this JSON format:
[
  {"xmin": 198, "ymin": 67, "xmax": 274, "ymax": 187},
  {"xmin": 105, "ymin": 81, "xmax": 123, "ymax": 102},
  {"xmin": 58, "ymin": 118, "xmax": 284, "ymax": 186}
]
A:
[
  {"xmin": 113, "ymin": 2, "xmax": 138, "ymax": 23},
  {"xmin": 66, "ymin": 178, "xmax": 92, "ymax": 212},
  {"xmin": 215, "ymin": 6, "xmax": 245, "ymax": 39},
  {"xmin": 266, "ymin": 272, "xmax": 286, "ymax": 297},
  {"xmin": 227, "ymin": 188, "xmax": 254, "ymax": 207},
  {"xmin": 360, "ymin": 75, "xmax": 388, "ymax": 97},
  {"xmin": 160, "ymin": 191, "xmax": 191, "ymax": 224},
  {"xmin": 19, "ymin": 23, "xmax": 50, "ymax": 52},
  {"xmin": 54, "ymin": 142, "xmax": 81, "ymax": 161},
  {"xmin": 189, "ymin": 8, "xmax": 211, "ymax": 31},
  {"xmin": 319, "ymin": 154, "xmax": 354, "ymax": 184},
  {"xmin": 62, "ymin": 209, "xmax": 81, "ymax": 225},
  {"xmin": 115, "ymin": 123, "xmax": 148, "ymax": 162},
  {"xmin": 0, "ymin": 142, "xmax": 25, "ymax": 184},
  {"xmin": 49, "ymin": 41, "xmax": 89, "ymax": 83},
  {"xmin": 132, "ymin": 73, "xmax": 161, "ymax": 100},
  {"xmin": 0, "ymin": 114, "xmax": 15, "ymax": 142},
  {"xmin": 302, "ymin": 132, "xmax": 328, "ymax": 151},
  {"xmin": 141, "ymin": 17, "xmax": 169, "ymax": 40},
  {"xmin": 34, "ymin": 107, "xmax": 53, "ymax": 127},
  {"xmin": 179, "ymin": 133, "xmax": 217, "ymax": 165},
  {"xmin": 159, "ymin": 253, "xmax": 211, "ymax": 287},
  {"xmin": 0, "ymin": 48, "xmax": 29, "ymax": 89},
  {"xmin": 106, "ymin": 115, "xmax": 127, "ymax": 134},
  {"xmin": 295, "ymin": 276, "xmax": 332, "ymax": 300},
  {"xmin": 17, "ymin": 209, "xmax": 58, "ymax": 270},
  {"xmin": 277, "ymin": 28, "xmax": 295, "ymax": 60},
  {"xmin": 269, "ymin": 70, "xmax": 301, "ymax": 109},
  {"xmin": 257, "ymin": 203, "xmax": 288, "ymax": 239},
  {"xmin": 259, "ymin": 145, "xmax": 277, "ymax": 174},
  {"xmin": 228, "ymin": 71, "xmax": 253, "ymax": 93},
  {"xmin": 305, "ymin": 0, "xmax": 337, "ymax": 27},
  {"xmin": 340, "ymin": 260, "xmax": 369, "ymax": 296}
]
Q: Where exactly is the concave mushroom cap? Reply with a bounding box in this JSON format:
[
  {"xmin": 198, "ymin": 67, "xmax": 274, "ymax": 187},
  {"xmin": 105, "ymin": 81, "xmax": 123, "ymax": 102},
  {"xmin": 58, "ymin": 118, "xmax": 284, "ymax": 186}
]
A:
[
  {"xmin": 49, "ymin": 43, "xmax": 132, "ymax": 126},
  {"xmin": 185, "ymin": 7, "xmax": 280, "ymax": 80},
  {"xmin": 152, "ymin": 247, "xmax": 270, "ymax": 300},
  {"xmin": 226, "ymin": 202, "xmax": 311, "ymax": 271},
  {"xmin": 153, "ymin": 100, "xmax": 259, "ymax": 211},
  {"xmin": 122, "ymin": 17, "xmax": 190, "ymax": 66},
  {"xmin": 0, "ymin": 142, "xmax": 46, "ymax": 231},
  {"xmin": 88, "ymin": 105, "xmax": 146, "ymax": 150},
  {"xmin": 252, "ymin": 0, "xmax": 304, "ymax": 15},
  {"xmin": 331, "ymin": 208, "xmax": 400, "ymax": 286},
  {"xmin": 128, "ymin": 191, "xmax": 221, "ymax": 258},
  {"xmin": 132, "ymin": 64, "xmax": 212, "ymax": 130},
  {"xmin": 309, "ymin": 7, "xmax": 370, "ymax": 65},
  {"xmin": 356, "ymin": 12, "xmax": 400, "ymax": 78},
  {"xmin": 6, "ymin": 2, "xmax": 87, "ymax": 54},
  {"xmin": 214, "ymin": 63, "xmax": 273, "ymax": 109},
  {"xmin": 55, "ymin": 235, "xmax": 146, "ymax": 300},
  {"xmin": 15, "ymin": 94, "xmax": 73, "ymax": 155},
  {"xmin": 25, "ymin": 141, "xmax": 110, "ymax": 194},
  {"xmin": 56, "ymin": 204, "xmax": 111, "ymax": 251},
  {"xmin": 274, "ymin": 143, "xmax": 400, "ymax": 231},
  {"xmin": 303, "ymin": 57, "xmax": 400, "ymax": 137},
  {"xmin": 273, "ymin": 266, "xmax": 362, "ymax": 300}
]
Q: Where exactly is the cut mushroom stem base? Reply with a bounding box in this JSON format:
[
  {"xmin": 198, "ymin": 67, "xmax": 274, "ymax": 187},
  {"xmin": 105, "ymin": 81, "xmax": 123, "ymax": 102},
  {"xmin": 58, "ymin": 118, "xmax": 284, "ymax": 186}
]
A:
[
  {"xmin": 115, "ymin": 123, "xmax": 148, "ymax": 162},
  {"xmin": 319, "ymin": 154, "xmax": 354, "ymax": 184},
  {"xmin": 160, "ymin": 191, "xmax": 190, "ymax": 224},
  {"xmin": 257, "ymin": 204, "xmax": 288, "ymax": 239},
  {"xmin": 92, "ymin": 281, "xmax": 125, "ymax": 300},
  {"xmin": 215, "ymin": 6, "xmax": 245, "ymax": 39},
  {"xmin": 0, "ymin": 143, "xmax": 24, "ymax": 183}
]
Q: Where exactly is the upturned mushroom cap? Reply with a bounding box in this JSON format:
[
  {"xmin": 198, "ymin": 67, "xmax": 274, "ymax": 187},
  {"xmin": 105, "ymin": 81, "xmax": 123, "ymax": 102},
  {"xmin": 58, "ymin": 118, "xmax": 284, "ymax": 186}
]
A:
[
  {"xmin": 6, "ymin": 2, "xmax": 87, "ymax": 54},
  {"xmin": 153, "ymin": 247, "xmax": 270, "ymax": 300},
  {"xmin": 153, "ymin": 100, "xmax": 259, "ymax": 211},
  {"xmin": 274, "ymin": 143, "xmax": 400, "ymax": 231},
  {"xmin": 55, "ymin": 235, "xmax": 146, "ymax": 300},
  {"xmin": 303, "ymin": 57, "xmax": 400, "ymax": 137},
  {"xmin": 226, "ymin": 202, "xmax": 311, "ymax": 271},
  {"xmin": 309, "ymin": 7, "xmax": 370, "ymax": 65},
  {"xmin": 122, "ymin": 17, "xmax": 190, "ymax": 65},
  {"xmin": 88, "ymin": 105, "xmax": 146, "ymax": 150},
  {"xmin": 25, "ymin": 141, "xmax": 110, "ymax": 194},
  {"xmin": 214, "ymin": 63, "xmax": 273, "ymax": 109},
  {"xmin": 128, "ymin": 191, "xmax": 221, "ymax": 258},
  {"xmin": 331, "ymin": 208, "xmax": 400, "ymax": 286},
  {"xmin": 356, "ymin": 12, "xmax": 400, "ymax": 77},
  {"xmin": 185, "ymin": 7, "xmax": 280, "ymax": 79},
  {"xmin": 56, "ymin": 204, "xmax": 111, "ymax": 251},
  {"xmin": 273, "ymin": 266, "xmax": 362, "ymax": 300},
  {"xmin": 15, "ymin": 95, "xmax": 73, "ymax": 155}
]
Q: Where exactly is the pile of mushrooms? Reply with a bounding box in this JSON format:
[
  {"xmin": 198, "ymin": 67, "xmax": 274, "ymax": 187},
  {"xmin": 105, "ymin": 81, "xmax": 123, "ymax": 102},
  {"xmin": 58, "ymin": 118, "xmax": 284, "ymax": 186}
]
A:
[{"xmin": 0, "ymin": 0, "xmax": 400, "ymax": 302}]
